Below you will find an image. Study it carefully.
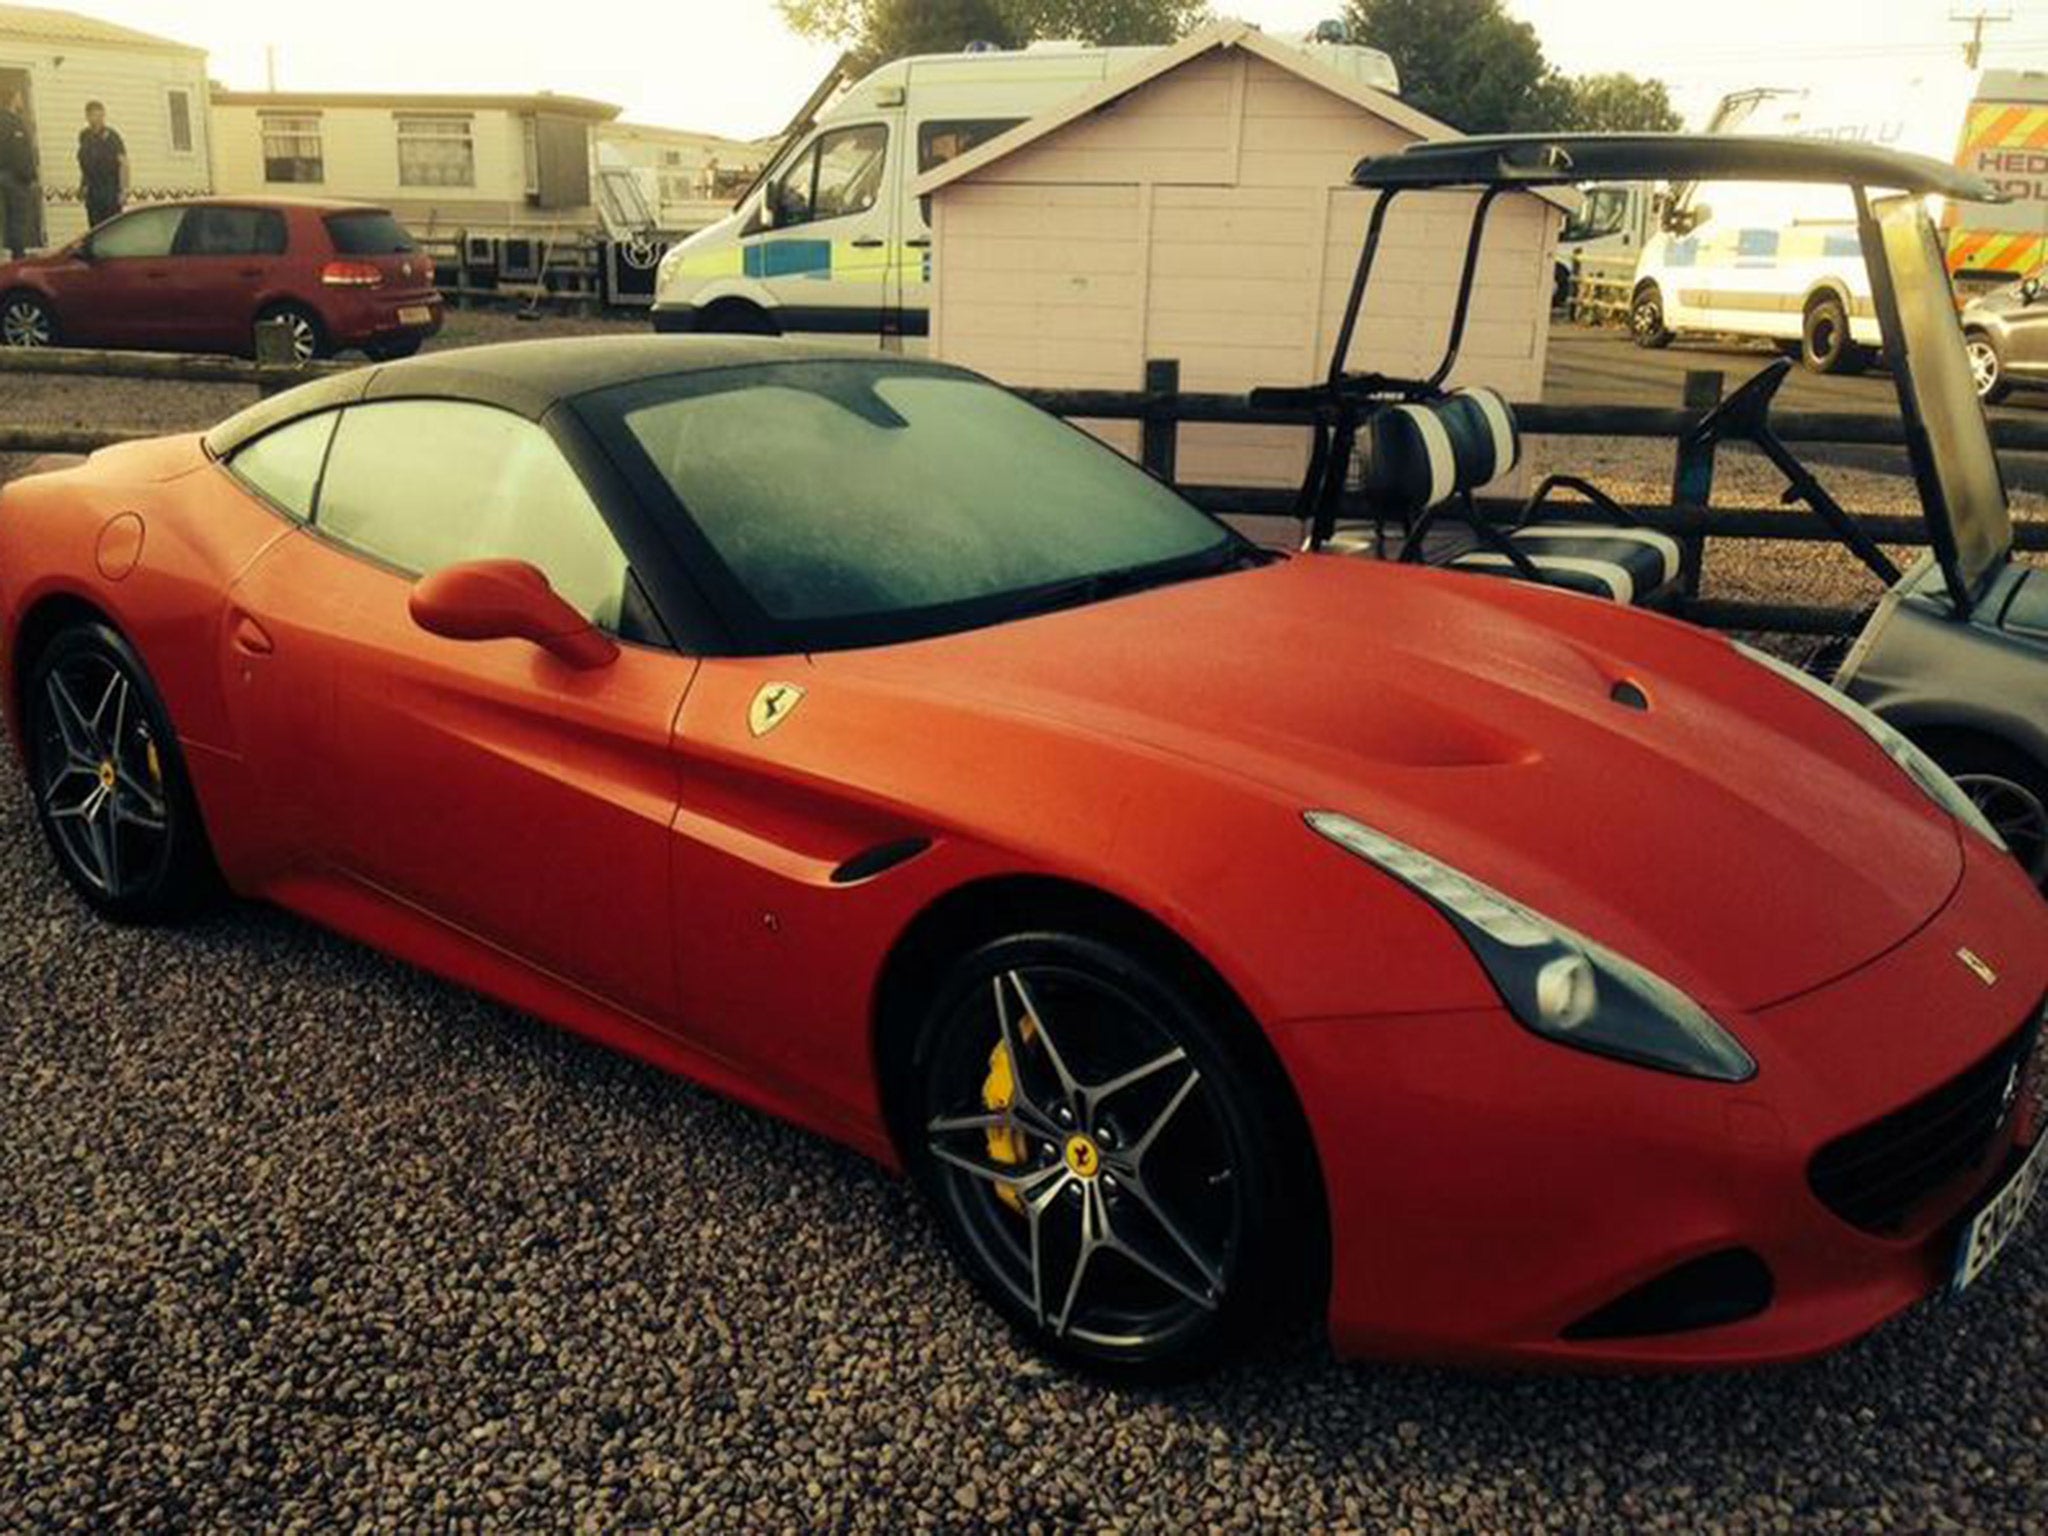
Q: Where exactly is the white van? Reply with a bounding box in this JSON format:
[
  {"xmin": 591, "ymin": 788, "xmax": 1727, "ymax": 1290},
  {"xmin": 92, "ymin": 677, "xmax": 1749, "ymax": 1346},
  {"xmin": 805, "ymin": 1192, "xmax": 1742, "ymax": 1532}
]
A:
[
  {"xmin": 650, "ymin": 36, "xmax": 1400, "ymax": 342},
  {"xmin": 1630, "ymin": 68, "xmax": 2048, "ymax": 372}
]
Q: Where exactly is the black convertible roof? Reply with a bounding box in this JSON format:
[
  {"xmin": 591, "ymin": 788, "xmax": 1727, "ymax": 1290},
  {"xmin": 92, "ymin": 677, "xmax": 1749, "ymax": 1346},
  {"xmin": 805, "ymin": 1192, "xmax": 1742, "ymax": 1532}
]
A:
[
  {"xmin": 1352, "ymin": 133, "xmax": 2006, "ymax": 202},
  {"xmin": 203, "ymin": 336, "xmax": 879, "ymax": 456}
]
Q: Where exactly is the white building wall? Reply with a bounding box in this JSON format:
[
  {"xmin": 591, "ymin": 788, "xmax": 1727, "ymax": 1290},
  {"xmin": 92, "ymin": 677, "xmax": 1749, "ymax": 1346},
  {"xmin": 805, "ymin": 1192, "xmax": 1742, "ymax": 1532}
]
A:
[{"xmin": 0, "ymin": 35, "xmax": 210, "ymax": 247}]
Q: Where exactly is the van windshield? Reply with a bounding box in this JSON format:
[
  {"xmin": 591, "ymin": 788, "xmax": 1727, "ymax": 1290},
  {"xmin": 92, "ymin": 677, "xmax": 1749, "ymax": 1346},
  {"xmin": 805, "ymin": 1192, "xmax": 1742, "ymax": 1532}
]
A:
[{"xmin": 579, "ymin": 360, "xmax": 1245, "ymax": 650}]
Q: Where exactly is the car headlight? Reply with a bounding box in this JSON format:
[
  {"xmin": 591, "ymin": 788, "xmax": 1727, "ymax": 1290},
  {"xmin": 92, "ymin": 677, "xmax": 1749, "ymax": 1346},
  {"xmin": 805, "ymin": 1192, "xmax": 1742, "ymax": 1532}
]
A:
[
  {"xmin": 1733, "ymin": 643, "xmax": 2007, "ymax": 855},
  {"xmin": 1305, "ymin": 812, "xmax": 1757, "ymax": 1083}
]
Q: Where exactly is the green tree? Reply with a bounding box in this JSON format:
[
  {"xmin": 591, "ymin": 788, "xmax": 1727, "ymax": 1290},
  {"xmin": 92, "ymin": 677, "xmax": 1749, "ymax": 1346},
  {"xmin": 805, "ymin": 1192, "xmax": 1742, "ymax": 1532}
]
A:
[
  {"xmin": 779, "ymin": 0, "xmax": 1207, "ymax": 70},
  {"xmin": 1345, "ymin": 0, "xmax": 1552, "ymax": 133},
  {"xmin": 1556, "ymin": 72, "xmax": 1683, "ymax": 133},
  {"xmin": 1345, "ymin": 0, "xmax": 1680, "ymax": 134}
]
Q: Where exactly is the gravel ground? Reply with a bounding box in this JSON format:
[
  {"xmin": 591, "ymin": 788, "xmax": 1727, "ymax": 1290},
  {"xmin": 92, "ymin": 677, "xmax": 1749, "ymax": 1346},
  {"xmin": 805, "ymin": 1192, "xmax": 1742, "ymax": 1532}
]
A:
[
  {"xmin": 3, "ymin": 731, "xmax": 2047, "ymax": 1534},
  {"xmin": 5, "ymin": 314, "xmax": 2048, "ymax": 1529}
]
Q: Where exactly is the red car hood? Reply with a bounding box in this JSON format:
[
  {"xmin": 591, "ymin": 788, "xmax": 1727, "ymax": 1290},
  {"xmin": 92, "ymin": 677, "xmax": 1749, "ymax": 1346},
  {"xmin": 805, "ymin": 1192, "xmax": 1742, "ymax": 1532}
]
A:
[{"xmin": 829, "ymin": 554, "xmax": 1963, "ymax": 1012}]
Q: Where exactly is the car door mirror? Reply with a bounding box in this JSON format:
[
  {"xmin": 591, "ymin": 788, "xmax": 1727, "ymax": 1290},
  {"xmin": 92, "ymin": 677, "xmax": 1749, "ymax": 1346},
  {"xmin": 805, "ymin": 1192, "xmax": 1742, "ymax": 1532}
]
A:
[
  {"xmin": 409, "ymin": 559, "xmax": 618, "ymax": 670},
  {"xmin": 2024, "ymin": 275, "xmax": 2042, "ymax": 305}
]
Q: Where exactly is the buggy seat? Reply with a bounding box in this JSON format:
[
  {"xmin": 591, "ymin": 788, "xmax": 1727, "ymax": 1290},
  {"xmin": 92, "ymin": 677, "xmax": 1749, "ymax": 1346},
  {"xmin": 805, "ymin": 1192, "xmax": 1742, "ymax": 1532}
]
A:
[{"xmin": 1325, "ymin": 387, "xmax": 1684, "ymax": 607}]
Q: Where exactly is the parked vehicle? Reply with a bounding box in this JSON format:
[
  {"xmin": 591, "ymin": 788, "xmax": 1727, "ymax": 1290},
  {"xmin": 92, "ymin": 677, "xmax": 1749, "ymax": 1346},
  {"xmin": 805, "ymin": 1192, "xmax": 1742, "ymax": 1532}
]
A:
[
  {"xmin": 650, "ymin": 34, "xmax": 1401, "ymax": 341},
  {"xmin": 3, "ymin": 331, "xmax": 2044, "ymax": 1376},
  {"xmin": 1553, "ymin": 181, "xmax": 1654, "ymax": 306},
  {"xmin": 1962, "ymin": 268, "xmax": 2048, "ymax": 402},
  {"xmin": 0, "ymin": 197, "xmax": 443, "ymax": 361},
  {"xmin": 1631, "ymin": 69, "xmax": 2048, "ymax": 371}
]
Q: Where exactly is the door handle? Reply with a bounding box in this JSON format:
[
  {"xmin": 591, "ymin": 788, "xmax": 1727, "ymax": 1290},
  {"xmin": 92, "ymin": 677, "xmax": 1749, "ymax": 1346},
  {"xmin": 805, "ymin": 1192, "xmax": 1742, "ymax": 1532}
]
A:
[
  {"xmin": 851, "ymin": 237, "xmax": 886, "ymax": 249},
  {"xmin": 237, "ymin": 267, "xmax": 263, "ymax": 279},
  {"xmin": 906, "ymin": 237, "xmax": 932, "ymax": 249},
  {"xmin": 231, "ymin": 613, "xmax": 275, "ymax": 656}
]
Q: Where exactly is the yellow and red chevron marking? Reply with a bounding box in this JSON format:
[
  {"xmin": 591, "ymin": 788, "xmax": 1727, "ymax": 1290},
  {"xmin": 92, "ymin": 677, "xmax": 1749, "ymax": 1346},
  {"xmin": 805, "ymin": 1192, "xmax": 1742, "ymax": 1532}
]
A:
[
  {"xmin": 1948, "ymin": 228, "xmax": 2045, "ymax": 274},
  {"xmin": 1963, "ymin": 103, "xmax": 2048, "ymax": 154}
]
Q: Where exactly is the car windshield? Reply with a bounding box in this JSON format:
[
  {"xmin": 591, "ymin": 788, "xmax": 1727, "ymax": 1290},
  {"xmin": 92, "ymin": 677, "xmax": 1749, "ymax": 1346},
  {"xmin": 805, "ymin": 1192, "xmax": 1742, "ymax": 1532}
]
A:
[{"xmin": 580, "ymin": 360, "xmax": 1243, "ymax": 649}]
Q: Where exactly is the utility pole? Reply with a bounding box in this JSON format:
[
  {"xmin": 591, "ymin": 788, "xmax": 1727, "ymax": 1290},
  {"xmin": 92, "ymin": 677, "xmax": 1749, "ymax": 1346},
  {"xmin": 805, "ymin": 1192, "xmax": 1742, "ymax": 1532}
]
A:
[
  {"xmin": 265, "ymin": 44, "xmax": 277, "ymax": 93},
  {"xmin": 1952, "ymin": 4, "xmax": 2013, "ymax": 69}
]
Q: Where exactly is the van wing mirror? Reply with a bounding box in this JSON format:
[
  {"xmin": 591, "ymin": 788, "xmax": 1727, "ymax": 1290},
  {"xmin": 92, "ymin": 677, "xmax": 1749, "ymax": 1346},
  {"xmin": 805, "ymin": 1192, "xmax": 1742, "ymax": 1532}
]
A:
[{"xmin": 2023, "ymin": 275, "xmax": 2042, "ymax": 304}]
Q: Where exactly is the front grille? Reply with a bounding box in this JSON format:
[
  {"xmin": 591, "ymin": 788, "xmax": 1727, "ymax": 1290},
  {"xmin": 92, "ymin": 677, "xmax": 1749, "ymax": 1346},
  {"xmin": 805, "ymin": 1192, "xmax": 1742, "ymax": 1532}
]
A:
[{"xmin": 1809, "ymin": 1009, "xmax": 2041, "ymax": 1235}]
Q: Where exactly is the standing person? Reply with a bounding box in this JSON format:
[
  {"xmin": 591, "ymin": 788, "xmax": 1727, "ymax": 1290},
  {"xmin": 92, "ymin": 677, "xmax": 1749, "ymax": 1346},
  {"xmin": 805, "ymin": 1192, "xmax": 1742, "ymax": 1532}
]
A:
[
  {"xmin": 76, "ymin": 100, "xmax": 126, "ymax": 229},
  {"xmin": 0, "ymin": 89, "xmax": 37, "ymax": 260}
]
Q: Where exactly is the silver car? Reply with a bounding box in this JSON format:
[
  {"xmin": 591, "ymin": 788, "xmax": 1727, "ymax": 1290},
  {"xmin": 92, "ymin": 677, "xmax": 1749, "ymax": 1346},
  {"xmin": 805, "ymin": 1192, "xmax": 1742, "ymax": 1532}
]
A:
[{"xmin": 1963, "ymin": 271, "xmax": 2048, "ymax": 403}]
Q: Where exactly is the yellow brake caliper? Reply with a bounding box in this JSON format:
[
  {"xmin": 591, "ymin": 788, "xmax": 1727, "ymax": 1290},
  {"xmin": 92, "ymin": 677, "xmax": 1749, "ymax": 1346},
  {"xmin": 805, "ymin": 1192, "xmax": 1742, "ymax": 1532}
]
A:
[{"xmin": 981, "ymin": 1017, "xmax": 1038, "ymax": 1214}]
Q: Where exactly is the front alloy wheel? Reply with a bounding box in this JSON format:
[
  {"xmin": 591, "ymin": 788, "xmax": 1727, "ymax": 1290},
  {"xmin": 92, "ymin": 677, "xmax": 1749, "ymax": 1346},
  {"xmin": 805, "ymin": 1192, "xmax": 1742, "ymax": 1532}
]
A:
[
  {"xmin": 1953, "ymin": 772, "xmax": 2048, "ymax": 890},
  {"xmin": 1, "ymin": 292, "xmax": 54, "ymax": 347},
  {"xmin": 913, "ymin": 933, "xmax": 1310, "ymax": 1376}
]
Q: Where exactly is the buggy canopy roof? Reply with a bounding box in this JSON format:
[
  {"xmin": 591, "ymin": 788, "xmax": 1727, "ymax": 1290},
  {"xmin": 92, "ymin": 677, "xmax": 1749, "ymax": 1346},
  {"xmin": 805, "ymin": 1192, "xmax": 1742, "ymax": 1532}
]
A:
[{"xmin": 1351, "ymin": 134, "xmax": 2005, "ymax": 202}]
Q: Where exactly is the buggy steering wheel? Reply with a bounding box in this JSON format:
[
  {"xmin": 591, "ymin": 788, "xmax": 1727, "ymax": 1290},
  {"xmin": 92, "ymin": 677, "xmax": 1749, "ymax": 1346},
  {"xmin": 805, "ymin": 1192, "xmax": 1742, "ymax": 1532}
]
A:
[
  {"xmin": 1679, "ymin": 355, "xmax": 1903, "ymax": 588},
  {"xmin": 1685, "ymin": 357, "xmax": 1793, "ymax": 448}
]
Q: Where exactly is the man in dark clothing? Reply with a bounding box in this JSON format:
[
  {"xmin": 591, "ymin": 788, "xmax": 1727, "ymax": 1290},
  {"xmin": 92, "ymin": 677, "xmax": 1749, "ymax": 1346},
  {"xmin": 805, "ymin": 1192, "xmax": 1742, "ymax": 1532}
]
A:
[
  {"xmin": 76, "ymin": 100, "xmax": 126, "ymax": 229},
  {"xmin": 0, "ymin": 89, "xmax": 37, "ymax": 259}
]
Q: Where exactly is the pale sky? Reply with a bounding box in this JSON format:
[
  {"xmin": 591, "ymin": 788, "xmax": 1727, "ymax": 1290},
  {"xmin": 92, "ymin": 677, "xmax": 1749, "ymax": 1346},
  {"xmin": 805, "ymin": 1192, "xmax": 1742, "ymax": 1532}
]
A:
[{"xmin": 75, "ymin": 0, "xmax": 2048, "ymax": 138}]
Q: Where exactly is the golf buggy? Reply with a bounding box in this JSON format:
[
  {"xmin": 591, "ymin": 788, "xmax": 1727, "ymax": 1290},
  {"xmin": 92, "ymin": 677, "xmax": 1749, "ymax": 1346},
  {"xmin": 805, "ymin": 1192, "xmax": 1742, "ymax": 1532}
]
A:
[{"xmin": 1260, "ymin": 134, "xmax": 2048, "ymax": 891}]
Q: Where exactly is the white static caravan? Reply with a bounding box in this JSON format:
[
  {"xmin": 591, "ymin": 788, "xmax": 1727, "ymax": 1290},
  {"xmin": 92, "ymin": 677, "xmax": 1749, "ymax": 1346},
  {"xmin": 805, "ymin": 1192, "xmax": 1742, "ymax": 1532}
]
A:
[
  {"xmin": 915, "ymin": 22, "xmax": 1569, "ymax": 493},
  {"xmin": 594, "ymin": 122, "xmax": 772, "ymax": 237},
  {"xmin": 0, "ymin": 3, "xmax": 210, "ymax": 250},
  {"xmin": 210, "ymin": 90, "xmax": 621, "ymax": 244}
]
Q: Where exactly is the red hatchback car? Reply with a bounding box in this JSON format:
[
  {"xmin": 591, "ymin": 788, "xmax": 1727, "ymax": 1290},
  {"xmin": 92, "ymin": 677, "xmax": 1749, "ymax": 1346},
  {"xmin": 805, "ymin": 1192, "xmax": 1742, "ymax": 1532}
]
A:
[{"xmin": 0, "ymin": 198, "xmax": 443, "ymax": 361}]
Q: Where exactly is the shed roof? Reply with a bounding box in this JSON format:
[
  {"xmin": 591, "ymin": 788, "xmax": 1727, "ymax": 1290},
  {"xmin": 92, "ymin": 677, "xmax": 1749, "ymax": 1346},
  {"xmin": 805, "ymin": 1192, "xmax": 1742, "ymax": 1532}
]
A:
[
  {"xmin": 912, "ymin": 19, "xmax": 1573, "ymax": 210},
  {"xmin": 0, "ymin": 2, "xmax": 202, "ymax": 54}
]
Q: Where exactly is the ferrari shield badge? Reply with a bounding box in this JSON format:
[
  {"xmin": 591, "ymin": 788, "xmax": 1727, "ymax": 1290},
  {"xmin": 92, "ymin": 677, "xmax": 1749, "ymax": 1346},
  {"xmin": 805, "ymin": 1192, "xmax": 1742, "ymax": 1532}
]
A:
[
  {"xmin": 749, "ymin": 681, "xmax": 805, "ymax": 737},
  {"xmin": 1957, "ymin": 947, "xmax": 1999, "ymax": 987}
]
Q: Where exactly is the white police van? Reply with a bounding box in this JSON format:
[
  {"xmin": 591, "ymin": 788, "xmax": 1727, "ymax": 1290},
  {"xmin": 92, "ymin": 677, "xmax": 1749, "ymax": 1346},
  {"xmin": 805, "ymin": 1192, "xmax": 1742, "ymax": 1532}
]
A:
[{"xmin": 650, "ymin": 34, "xmax": 1400, "ymax": 343}]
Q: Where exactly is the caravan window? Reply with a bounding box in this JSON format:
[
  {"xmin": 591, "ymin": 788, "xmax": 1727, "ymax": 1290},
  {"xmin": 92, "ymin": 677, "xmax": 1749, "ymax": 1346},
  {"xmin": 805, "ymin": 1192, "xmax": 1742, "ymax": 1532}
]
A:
[
  {"xmin": 917, "ymin": 119, "xmax": 1025, "ymax": 173},
  {"xmin": 772, "ymin": 124, "xmax": 888, "ymax": 228},
  {"xmin": 260, "ymin": 113, "xmax": 324, "ymax": 183}
]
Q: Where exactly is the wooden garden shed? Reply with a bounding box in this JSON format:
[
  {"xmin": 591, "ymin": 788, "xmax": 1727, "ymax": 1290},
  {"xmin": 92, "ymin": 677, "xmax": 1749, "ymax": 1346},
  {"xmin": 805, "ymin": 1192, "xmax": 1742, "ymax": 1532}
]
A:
[{"xmin": 913, "ymin": 21, "xmax": 1573, "ymax": 492}]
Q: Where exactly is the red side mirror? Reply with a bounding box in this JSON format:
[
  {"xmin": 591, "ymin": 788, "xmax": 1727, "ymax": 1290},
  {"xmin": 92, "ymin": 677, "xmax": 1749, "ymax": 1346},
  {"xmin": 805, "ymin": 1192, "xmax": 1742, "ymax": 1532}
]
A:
[{"xmin": 409, "ymin": 559, "xmax": 618, "ymax": 670}]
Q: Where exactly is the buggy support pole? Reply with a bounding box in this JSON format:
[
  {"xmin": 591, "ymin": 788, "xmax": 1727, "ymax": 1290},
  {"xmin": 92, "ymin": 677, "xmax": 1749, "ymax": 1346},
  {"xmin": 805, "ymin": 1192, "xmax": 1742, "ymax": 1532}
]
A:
[
  {"xmin": 1426, "ymin": 187, "xmax": 1505, "ymax": 391},
  {"xmin": 1327, "ymin": 189, "xmax": 1400, "ymax": 384}
]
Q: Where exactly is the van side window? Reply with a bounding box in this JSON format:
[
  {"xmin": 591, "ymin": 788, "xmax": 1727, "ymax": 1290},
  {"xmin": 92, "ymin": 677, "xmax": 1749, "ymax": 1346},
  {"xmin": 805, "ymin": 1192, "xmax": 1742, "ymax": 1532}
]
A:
[
  {"xmin": 916, "ymin": 119, "xmax": 1025, "ymax": 174},
  {"xmin": 773, "ymin": 124, "xmax": 888, "ymax": 229}
]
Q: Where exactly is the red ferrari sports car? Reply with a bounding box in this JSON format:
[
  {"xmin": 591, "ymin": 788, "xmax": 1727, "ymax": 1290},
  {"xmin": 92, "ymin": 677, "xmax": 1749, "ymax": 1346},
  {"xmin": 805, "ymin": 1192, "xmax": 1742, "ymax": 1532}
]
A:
[{"xmin": 2, "ymin": 337, "xmax": 2043, "ymax": 1376}]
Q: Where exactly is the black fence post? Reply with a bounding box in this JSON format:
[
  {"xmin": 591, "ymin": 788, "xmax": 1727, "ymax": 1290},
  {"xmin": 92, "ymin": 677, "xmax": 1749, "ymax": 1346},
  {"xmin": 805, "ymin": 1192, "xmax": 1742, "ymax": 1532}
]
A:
[
  {"xmin": 1141, "ymin": 358, "xmax": 1180, "ymax": 484},
  {"xmin": 1671, "ymin": 369, "xmax": 1724, "ymax": 600}
]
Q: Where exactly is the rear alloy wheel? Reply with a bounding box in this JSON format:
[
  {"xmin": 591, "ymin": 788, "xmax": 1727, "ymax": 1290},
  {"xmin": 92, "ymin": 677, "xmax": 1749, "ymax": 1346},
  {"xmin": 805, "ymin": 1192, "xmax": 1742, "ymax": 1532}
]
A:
[
  {"xmin": 255, "ymin": 304, "xmax": 325, "ymax": 363},
  {"xmin": 25, "ymin": 623, "xmax": 218, "ymax": 922},
  {"xmin": 1801, "ymin": 294, "xmax": 1868, "ymax": 375},
  {"xmin": 911, "ymin": 931, "xmax": 1311, "ymax": 1378},
  {"xmin": 1, "ymin": 291, "xmax": 54, "ymax": 347},
  {"xmin": 1967, "ymin": 333, "xmax": 2010, "ymax": 404},
  {"xmin": 1630, "ymin": 285, "xmax": 1672, "ymax": 349}
]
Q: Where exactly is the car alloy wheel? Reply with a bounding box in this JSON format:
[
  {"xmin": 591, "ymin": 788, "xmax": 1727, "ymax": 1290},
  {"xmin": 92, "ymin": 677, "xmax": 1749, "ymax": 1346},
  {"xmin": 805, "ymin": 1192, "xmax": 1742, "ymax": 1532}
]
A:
[
  {"xmin": 29, "ymin": 644, "xmax": 174, "ymax": 902},
  {"xmin": 2, "ymin": 294, "xmax": 52, "ymax": 347},
  {"xmin": 1953, "ymin": 771, "xmax": 2048, "ymax": 889},
  {"xmin": 919, "ymin": 945, "xmax": 1259, "ymax": 1368},
  {"xmin": 1967, "ymin": 336, "xmax": 2002, "ymax": 399}
]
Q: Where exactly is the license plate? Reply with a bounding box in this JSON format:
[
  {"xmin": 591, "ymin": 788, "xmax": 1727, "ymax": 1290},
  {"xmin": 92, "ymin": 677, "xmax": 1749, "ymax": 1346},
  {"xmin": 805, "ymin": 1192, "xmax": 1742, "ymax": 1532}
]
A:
[
  {"xmin": 397, "ymin": 305, "xmax": 434, "ymax": 325},
  {"xmin": 1952, "ymin": 1129, "xmax": 2047, "ymax": 1294}
]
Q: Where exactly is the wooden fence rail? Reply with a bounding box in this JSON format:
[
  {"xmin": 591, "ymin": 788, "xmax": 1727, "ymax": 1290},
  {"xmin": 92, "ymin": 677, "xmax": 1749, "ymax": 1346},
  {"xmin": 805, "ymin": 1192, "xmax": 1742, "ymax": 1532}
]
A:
[{"xmin": 1, "ymin": 343, "xmax": 2037, "ymax": 637}]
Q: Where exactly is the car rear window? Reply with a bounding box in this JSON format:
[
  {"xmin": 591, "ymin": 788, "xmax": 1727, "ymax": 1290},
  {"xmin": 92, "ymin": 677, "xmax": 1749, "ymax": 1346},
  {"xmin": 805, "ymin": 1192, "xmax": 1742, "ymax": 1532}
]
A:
[{"xmin": 324, "ymin": 211, "xmax": 416, "ymax": 255}]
